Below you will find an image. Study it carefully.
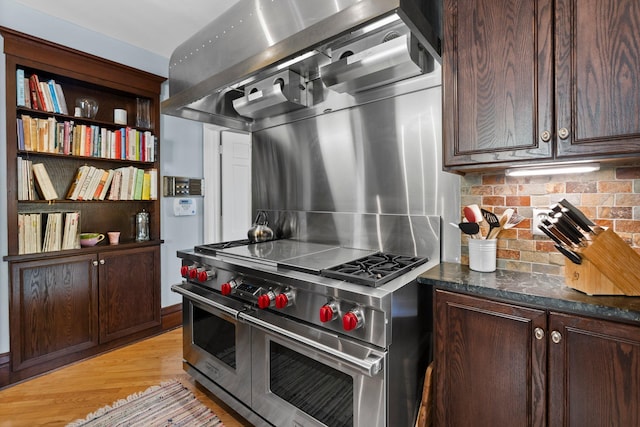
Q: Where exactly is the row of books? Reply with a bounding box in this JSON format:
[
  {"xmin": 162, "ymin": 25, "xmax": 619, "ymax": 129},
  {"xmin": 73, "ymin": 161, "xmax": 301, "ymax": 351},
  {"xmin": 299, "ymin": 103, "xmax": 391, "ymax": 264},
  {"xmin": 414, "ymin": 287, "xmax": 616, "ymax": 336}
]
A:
[
  {"xmin": 17, "ymin": 69, "xmax": 69, "ymax": 114},
  {"xmin": 18, "ymin": 211, "xmax": 80, "ymax": 254},
  {"xmin": 67, "ymin": 166, "xmax": 158, "ymax": 201},
  {"xmin": 17, "ymin": 157, "xmax": 58, "ymax": 201},
  {"xmin": 17, "ymin": 115, "xmax": 156, "ymax": 162}
]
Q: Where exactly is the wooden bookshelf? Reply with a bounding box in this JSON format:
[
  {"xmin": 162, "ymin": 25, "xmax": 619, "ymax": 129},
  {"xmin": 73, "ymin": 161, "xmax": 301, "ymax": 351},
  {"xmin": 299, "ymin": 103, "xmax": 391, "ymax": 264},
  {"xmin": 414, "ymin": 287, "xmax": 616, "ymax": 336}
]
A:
[{"xmin": 1, "ymin": 26, "xmax": 166, "ymax": 386}]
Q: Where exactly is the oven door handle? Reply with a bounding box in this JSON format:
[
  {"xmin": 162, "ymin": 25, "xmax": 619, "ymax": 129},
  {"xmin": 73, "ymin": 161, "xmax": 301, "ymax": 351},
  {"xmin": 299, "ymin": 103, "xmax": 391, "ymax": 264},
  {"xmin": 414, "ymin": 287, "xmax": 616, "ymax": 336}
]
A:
[
  {"xmin": 240, "ymin": 312, "xmax": 383, "ymax": 377},
  {"xmin": 171, "ymin": 283, "xmax": 241, "ymax": 319}
]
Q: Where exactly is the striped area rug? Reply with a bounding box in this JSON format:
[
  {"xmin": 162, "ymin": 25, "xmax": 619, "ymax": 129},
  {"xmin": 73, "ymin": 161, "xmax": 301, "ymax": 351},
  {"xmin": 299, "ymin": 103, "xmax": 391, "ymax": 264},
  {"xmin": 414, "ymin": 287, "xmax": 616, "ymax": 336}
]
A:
[{"xmin": 67, "ymin": 379, "xmax": 224, "ymax": 427}]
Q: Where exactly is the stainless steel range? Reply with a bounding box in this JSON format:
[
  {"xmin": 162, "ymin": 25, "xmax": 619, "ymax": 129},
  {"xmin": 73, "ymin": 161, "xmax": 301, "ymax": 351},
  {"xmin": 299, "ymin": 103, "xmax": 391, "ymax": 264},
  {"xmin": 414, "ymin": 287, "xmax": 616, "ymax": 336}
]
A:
[{"xmin": 172, "ymin": 214, "xmax": 440, "ymax": 427}]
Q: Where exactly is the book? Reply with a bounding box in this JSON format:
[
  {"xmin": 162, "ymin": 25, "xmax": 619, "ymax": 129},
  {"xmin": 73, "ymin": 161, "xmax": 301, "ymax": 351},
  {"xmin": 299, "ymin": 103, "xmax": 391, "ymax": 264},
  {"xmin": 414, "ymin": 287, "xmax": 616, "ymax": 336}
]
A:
[
  {"xmin": 148, "ymin": 168, "xmax": 158, "ymax": 200},
  {"xmin": 39, "ymin": 81, "xmax": 54, "ymax": 112},
  {"xmin": 32, "ymin": 163, "xmax": 58, "ymax": 200},
  {"xmin": 54, "ymin": 83, "xmax": 69, "ymax": 115},
  {"xmin": 97, "ymin": 169, "xmax": 115, "ymax": 200},
  {"xmin": 141, "ymin": 171, "xmax": 151, "ymax": 200},
  {"xmin": 92, "ymin": 169, "xmax": 110, "ymax": 200},
  {"xmin": 16, "ymin": 118, "xmax": 24, "ymax": 151},
  {"xmin": 77, "ymin": 166, "xmax": 97, "ymax": 200},
  {"xmin": 62, "ymin": 211, "xmax": 80, "ymax": 250},
  {"xmin": 47, "ymin": 80, "xmax": 61, "ymax": 113},
  {"xmin": 17, "ymin": 69, "xmax": 25, "ymax": 107},
  {"xmin": 28, "ymin": 74, "xmax": 44, "ymax": 110},
  {"xmin": 108, "ymin": 169, "xmax": 123, "ymax": 200},
  {"xmin": 133, "ymin": 168, "xmax": 144, "ymax": 200},
  {"xmin": 24, "ymin": 77, "xmax": 31, "ymax": 108},
  {"xmin": 66, "ymin": 165, "xmax": 90, "ymax": 200}
]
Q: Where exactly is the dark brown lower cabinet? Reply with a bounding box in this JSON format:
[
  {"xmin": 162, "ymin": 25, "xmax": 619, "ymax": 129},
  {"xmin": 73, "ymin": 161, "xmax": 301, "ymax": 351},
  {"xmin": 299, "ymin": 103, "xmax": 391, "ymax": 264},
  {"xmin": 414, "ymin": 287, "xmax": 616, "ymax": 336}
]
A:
[
  {"xmin": 435, "ymin": 290, "xmax": 640, "ymax": 427},
  {"xmin": 8, "ymin": 245, "xmax": 161, "ymax": 382}
]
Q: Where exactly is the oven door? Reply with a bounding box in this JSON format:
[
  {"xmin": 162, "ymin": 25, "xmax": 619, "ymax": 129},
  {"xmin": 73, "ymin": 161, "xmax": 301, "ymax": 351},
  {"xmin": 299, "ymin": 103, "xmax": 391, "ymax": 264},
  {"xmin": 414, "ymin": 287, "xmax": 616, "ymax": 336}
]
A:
[
  {"xmin": 172, "ymin": 282, "xmax": 252, "ymax": 404},
  {"xmin": 242, "ymin": 310, "xmax": 386, "ymax": 427}
]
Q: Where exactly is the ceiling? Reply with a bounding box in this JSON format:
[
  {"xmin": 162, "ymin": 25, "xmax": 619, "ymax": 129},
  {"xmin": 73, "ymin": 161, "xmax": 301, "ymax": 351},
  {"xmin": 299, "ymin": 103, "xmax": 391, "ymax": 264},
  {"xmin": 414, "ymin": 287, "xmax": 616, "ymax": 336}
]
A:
[{"xmin": 16, "ymin": 0, "xmax": 241, "ymax": 58}]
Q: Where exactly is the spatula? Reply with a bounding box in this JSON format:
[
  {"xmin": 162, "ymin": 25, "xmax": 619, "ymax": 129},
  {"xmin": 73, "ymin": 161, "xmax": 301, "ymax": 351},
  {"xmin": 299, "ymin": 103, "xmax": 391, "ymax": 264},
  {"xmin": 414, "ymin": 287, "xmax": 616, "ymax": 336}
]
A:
[{"xmin": 481, "ymin": 209, "xmax": 500, "ymax": 240}]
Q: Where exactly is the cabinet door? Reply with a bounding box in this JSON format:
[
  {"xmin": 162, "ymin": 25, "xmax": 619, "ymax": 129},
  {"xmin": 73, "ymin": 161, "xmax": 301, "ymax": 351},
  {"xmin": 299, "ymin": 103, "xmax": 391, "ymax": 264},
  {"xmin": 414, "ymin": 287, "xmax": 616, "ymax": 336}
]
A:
[
  {"xmin": 9, "ymin": 254, "xmax": 99, "ymax": 371},
  {"xmin": 443, "ymin": 0, "xmax": 553, "ymax": 168},
  {"xmin": 98, "ymin": 246, "xmax": 160, "ymax": 343},
  {"xmin": 434, "ymin": 290, "xmax": 547, "ymax": 427},
  {"xmin": 548, "ymin": 312, "xmax": 640, "ymax": 427},
  {"xmin": 555, "ymin": 0, "xmax": 640, "ymax": 157}
]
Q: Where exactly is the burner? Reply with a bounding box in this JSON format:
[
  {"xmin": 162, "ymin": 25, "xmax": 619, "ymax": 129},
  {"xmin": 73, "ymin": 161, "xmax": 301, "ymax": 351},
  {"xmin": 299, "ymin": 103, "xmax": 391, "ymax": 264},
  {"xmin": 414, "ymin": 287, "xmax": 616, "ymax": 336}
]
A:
[
  {"xmin": 321, "ymin": 252, "xmax": 428, "ymax": 287},
  {"xmin": 195, "ymin": 239, "xmax": 252, "ymax": 256}
]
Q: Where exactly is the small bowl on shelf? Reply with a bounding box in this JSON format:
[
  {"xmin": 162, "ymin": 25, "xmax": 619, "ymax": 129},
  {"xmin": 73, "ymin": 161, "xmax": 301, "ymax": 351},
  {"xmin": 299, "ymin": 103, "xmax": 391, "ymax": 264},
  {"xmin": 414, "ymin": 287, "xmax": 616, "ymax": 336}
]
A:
[
  {"xmin": 80, "ymin": 233, "xmax": 105, "ymax": 247},
  {"xmin": 75, "ymin": 97, "xmax": 99, "ymax": 119}
]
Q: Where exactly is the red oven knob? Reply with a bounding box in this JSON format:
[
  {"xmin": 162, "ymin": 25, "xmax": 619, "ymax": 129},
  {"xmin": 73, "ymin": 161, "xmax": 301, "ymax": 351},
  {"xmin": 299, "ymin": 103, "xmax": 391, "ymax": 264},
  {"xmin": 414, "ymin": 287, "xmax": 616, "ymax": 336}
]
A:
[
  {"xmin": 220, "ymin": 282, "xmax": 233, "ymax": 296},
  {"xmin": 319, "ymin": 302, "xmax": 338, "ymax": 322},
  {"xmin": 188, "ymin": 267, "xmax": 199, "ymax": 280},
  {"xmin": 257, "ymin": 293, "xmax": 272, "ymax": 309},
  {"xmin": 180, "ymin": 265, "xmax": 190, "ymax": 277},
  {"xmin": 197, "ymin": 269, "xmax": 216, "ymax": 282},
  {"xmin": 342, "ymin": 310, "xmax": 364, "ymax": 331},
  {"xmin": 275, "ymin": 293, "xmax": 290, "ymax": 309}
]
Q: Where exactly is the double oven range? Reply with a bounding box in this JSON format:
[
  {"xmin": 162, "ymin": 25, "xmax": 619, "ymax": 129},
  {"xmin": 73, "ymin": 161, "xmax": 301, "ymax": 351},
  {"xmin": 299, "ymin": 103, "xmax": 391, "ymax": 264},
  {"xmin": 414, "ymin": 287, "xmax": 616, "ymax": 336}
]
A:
[{"xmin": 173, "ymin": 235, "xmax": 437, "ymax": 427}]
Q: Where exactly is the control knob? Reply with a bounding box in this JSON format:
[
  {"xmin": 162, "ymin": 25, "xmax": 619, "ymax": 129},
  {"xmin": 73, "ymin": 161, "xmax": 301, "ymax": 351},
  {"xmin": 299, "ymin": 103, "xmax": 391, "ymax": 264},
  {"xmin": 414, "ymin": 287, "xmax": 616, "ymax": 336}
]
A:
[
  {"xmin": 342, "ymin": 309, "xmax": 364, "ymax": 331},
  {"xmin": 319, "ymin": 302, "xmax": 339, "ymax": 323},
  {"xmin": 197, "ymin": 269, "xmax": 216, "ymax": 282},
  {"xmin": 220, "ymin": 279, "xmax": 238, "ymax": 296},
  {"xmin": 188, "ymin": 266, "xmax": 199, "ymax": 280},
  {"xmin": 180, "ymin": 265, "xmax": 190, "ymax": 277},
  {"xmin": 275, "ymin": 291, "xmax": 294, "ymax": 309},
  {"xmin": 257, "ymin": 291, "xmax": 276, "ymax": 309}
]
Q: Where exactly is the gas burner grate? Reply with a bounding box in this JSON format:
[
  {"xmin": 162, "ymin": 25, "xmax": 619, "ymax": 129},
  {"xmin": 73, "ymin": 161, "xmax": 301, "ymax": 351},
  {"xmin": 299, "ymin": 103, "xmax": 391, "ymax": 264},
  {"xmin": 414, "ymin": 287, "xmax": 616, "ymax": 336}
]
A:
[
  {"xmin": 195, "ymin": 239, "xmax": 252, "ymax": 256},
  {"xmin": 320, "ymin": 252, "xmax": 428, "ymax": 287}
]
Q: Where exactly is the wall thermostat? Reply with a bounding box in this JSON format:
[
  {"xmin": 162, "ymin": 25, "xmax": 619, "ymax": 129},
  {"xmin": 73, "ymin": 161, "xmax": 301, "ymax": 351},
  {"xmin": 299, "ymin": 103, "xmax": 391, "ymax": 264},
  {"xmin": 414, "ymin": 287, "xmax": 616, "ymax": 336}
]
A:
[{"xmin": 173, "ymin": 198, "xmax": 196, "ymax": 216}]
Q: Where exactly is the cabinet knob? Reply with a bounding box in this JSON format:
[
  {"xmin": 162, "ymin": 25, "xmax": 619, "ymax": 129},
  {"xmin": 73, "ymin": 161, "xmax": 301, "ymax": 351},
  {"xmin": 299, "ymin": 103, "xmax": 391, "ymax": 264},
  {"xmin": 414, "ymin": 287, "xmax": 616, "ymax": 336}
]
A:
[
  {"xmin": 551, "ymin": 330, "xmax": 562, "ymax": 344},
  {"xmin": 540, "ymin": 130, "xmax": 551, "ymax": 142},
  {"xmin": 558, "ymin": 127, "xmax": 570, "ymax": 140},
  {"xmin": 99, "ymin": 259, "xmax": 105, "ymax": 265},
  {"xmin": 92, "ymin": 260, "xmax": 98, "ymax": 266},
  {"xmin": 534, "ymin": 327, "xmax": 545, "ymax": 340}
]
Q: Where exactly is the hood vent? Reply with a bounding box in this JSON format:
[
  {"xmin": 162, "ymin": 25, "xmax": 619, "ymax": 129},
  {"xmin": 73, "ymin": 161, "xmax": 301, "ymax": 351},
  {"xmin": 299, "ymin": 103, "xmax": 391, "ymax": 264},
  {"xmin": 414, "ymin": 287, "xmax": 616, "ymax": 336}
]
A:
[
  {"xmin": 232, "ymin": 70, "xmax": 309, "ymax": 119},
  {"xmin": 162, "ymin": 0, "xmax": 442, "ymax": 132},
  {"xmin": 320, "ymin": 19, "xmax": 432, "ymax": 93}
]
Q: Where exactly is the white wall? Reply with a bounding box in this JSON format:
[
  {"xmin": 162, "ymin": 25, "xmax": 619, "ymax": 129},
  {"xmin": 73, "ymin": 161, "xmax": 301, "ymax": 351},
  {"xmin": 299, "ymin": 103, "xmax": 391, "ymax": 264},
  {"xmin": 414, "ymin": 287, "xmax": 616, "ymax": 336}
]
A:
[{"xmin": 0, "ymin": 0, "xmax": 204, "ymax": 353}]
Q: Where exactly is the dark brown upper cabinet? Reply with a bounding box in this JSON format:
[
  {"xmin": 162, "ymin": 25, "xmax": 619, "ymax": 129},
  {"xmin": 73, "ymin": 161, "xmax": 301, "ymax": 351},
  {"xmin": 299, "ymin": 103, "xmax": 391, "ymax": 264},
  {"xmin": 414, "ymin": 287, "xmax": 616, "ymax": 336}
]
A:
[{"xmin": 443, "ymin": 0, "xmax": 640, "ymax": 172}]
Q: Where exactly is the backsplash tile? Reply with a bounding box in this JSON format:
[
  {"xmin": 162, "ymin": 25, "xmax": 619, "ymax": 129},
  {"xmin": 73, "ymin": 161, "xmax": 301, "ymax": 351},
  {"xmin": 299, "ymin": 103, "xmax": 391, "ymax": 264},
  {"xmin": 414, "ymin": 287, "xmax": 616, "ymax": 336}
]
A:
[{"xmin": 460, "ymin": 165, "xmax": 640, "ymax": 275}]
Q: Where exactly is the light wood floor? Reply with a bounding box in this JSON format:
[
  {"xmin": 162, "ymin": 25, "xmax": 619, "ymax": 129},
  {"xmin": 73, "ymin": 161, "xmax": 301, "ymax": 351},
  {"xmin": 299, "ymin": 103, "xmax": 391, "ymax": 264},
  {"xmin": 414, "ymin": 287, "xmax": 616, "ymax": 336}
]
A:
[{"xmin": 0, "ymin": 328, "xmax": 253, "ymax": 427}]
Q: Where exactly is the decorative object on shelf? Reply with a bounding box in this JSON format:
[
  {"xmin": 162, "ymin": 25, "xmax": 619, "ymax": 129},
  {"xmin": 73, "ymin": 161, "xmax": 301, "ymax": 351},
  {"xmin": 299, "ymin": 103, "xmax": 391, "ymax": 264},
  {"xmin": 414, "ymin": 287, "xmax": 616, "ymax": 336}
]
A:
[
  {"xmin": 113, "ymin": 108, "xmax": 127, "ymax": 125},
  {"xmin": 107, "ymin": 231, "xmax": 120, "ymax": 245},
  {"xmin": 80, "ymin": 232, "xmax": 104, "ymax": 247},
  {"xmin": 136, "ymin": 97, "xmax": 151, "ymax": 128},
  {"xmin": 75, "ymin": 97, "xmax": 99, "ymax": 119},
  {"xmin": 135, "ymin": 209, "xmax": 149, "ymax": 241}
]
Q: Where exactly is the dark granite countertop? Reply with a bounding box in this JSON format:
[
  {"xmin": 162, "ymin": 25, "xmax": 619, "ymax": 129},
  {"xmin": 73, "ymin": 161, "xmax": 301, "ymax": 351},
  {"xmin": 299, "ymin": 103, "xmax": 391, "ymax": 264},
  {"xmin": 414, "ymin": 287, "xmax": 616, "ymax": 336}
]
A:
[{"xmin": 418, "ymin": 262, "xmax": 640, "ymax": 325}]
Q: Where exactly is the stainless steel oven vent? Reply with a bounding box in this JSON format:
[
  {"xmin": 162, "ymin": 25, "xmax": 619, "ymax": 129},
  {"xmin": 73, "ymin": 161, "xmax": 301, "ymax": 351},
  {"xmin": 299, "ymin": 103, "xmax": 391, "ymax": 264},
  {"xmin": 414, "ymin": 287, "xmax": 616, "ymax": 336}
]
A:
[
  {"xmin": 232, "ymin": 70, "xmax": 309, "ymax": 119},
  {"xmin": 320, "ymin": 19, "xmax": 432, "ymax": 93},
  {"xmin": 162, "ymin": 0, "xmax": 442, "ymax": 132}
]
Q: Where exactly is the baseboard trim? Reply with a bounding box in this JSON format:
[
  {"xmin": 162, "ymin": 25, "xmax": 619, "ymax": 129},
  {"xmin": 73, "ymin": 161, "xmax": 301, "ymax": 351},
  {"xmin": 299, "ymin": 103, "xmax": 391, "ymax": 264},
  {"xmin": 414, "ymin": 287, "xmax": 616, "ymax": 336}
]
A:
[
  {"xmin": 0, "ymin": 352, "xmax": 9, "ymax": 388},
  {"xmin": 161, "ymin": 303, "xmax": 183, "ymax": 330}
]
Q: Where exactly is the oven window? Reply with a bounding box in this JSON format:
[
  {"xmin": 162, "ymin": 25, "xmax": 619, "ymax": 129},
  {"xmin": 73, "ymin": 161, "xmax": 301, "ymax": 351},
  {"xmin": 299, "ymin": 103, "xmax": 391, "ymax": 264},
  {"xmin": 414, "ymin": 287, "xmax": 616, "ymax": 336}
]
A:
[
  {"xmin": 193, "ymin": 306, "xmax": 236, "ymax": 369},
  {"xmin": 270, "ymin": 341, "xmax": 353, "ymax": 427}
]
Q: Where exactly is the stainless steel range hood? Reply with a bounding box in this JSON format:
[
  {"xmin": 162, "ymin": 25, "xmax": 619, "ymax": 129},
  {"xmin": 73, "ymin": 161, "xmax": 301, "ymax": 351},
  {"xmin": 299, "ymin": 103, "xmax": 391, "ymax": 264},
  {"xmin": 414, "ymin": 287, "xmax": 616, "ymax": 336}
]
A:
[{"xmin": 162, "ymin": 0, "xmax": 442, "ymax": 132}]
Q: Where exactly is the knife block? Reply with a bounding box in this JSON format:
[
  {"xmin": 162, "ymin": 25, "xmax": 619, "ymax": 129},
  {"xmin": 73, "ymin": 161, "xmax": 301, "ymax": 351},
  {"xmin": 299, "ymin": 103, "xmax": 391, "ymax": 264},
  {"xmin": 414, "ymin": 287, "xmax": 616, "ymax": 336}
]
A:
[{"xmin": 564, "ymin": 228, "xmax": 640, "ymax": 296}]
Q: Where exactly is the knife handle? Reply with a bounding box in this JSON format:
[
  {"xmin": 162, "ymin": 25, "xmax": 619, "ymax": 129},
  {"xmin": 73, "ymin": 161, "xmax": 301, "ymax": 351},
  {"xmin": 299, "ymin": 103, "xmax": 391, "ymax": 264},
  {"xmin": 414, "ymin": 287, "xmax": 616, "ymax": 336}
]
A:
[{"xmin": 554, "ymin": 244, "xmax": 582, "ymax": 265}]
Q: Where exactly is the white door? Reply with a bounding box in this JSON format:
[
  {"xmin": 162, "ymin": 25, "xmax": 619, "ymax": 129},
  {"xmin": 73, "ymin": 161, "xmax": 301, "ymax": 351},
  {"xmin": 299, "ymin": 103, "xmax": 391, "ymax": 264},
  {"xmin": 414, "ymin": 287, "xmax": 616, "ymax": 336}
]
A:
[{"xmin": 203, "ymin": 125, "xmax": 251, "ymax": 242}]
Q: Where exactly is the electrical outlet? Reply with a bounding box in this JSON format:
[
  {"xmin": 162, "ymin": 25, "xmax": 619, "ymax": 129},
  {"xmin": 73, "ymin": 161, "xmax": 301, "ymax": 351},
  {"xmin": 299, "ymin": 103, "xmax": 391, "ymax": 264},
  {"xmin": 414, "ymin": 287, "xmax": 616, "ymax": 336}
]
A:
[{"xmin": 532, "ymin": 208, "xmax": 549, "ymax": 236}]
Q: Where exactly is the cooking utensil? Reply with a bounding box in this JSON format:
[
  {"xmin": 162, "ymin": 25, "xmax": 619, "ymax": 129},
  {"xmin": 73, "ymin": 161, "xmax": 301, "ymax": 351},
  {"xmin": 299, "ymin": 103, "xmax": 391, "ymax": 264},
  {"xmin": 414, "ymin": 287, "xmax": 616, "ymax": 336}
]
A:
[
  {"xmin": 481, "ymin": 209, "xmax": 500, "ymax": 240},
  {"xmin": 557, "ymin": 199, "xmax": 597, "ymax": 235},
  {"xmin": 504, "ymin": 212, "xmax": 524, "ymax": 229},
  {"xmin": 458, "ymin": 222, "xmax": 481, "ymax": 239},
  {"xmin": 247, "ymin": 211, "xmax": 274, "ymax": 243},
  {"xmin": 537, "ymin": 225, "xmax": 582, "ymax": 264},
  {"xmin": 488, "ymin": 208, "xmax": 514, "ymax": 239},
  {"xmin": 463, "ymin": 204, "xmax": 482, "ymax": 223}
]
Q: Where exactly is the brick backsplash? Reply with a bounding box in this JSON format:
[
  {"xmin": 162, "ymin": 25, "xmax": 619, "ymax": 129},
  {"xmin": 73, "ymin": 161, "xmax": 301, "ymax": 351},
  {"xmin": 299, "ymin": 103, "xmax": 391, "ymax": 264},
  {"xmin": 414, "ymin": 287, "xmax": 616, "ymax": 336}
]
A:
[{"xmin": 460, "ymin": 165, "xmax": 640, "ymax": 275}]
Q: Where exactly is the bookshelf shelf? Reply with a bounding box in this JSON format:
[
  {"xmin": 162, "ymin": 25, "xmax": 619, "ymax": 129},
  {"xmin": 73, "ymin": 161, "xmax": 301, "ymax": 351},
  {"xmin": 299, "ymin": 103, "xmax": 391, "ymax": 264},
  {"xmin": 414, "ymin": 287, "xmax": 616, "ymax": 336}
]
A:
[{"xmin": 2, "ymin": 26, "xmax": 165, "ymax": 386}]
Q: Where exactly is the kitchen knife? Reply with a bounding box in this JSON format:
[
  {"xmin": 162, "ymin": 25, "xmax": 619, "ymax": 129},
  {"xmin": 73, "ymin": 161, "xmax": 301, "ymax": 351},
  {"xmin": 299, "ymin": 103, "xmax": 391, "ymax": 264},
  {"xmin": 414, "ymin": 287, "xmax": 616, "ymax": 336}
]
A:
[
  {"xmin": 541, "ymin": 219, "xmax": 576, "ymax": 247},
  {"xmin": 558, "ymin": 199, "xmax": 596, "ymax": 234},
  {"xmin": 554, "ymin": 244, "xmax": 582, "ymax": 265},
  {"xmin": 549, "ymin": 216, "xmax": 586, "ymax": 246}
]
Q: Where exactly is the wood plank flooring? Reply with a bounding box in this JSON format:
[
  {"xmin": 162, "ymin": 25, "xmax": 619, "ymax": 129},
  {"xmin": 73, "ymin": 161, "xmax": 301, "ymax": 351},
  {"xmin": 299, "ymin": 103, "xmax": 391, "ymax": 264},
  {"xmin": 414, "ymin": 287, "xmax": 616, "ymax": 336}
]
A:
[{"xmin": 0, "ymin": 328, "xmax": 253, "ymax": 427}]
